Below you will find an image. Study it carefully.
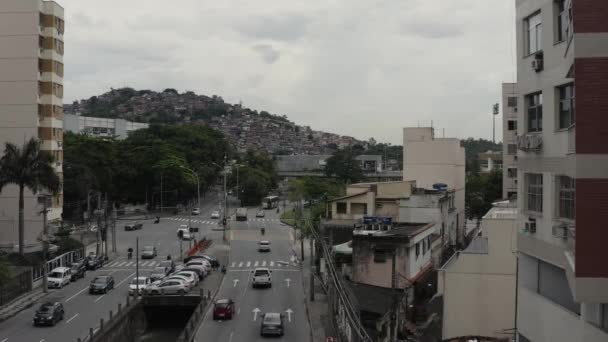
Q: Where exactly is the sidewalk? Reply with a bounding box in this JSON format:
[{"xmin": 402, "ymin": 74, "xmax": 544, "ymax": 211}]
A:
[{"xmin": 295, "ymin": 237, "xmax": 334, "ymax": 342}]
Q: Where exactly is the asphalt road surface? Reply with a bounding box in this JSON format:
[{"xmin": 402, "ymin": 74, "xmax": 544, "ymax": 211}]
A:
[
  {"xmin": 0, "ymin": 194, "xmax": 225, "ymax": 342},
  {"xmin": 195, "ymin": 208, "xmax": 311, "ymax": 342}
]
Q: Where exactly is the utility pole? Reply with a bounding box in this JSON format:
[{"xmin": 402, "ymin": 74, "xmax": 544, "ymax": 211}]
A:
[
  {"xmin": 103, "ymin": 193, "xmax": 108, "ymax": 259},
  {"xmin": 222, "ymin": 155, "xmax": 228, "ymax": 241},
  {"xmin": 160, "ymin": 171, "xmax": 163, "ymax": 214},
  {"xmin": 136, "ymin": 236, "xmax": 139, "ymax": 296},
  {"xmin": 309, "ymin": 235, "xmax": 314, "ymax": 301},
  {"xmin": 112, "ymin": 204, "xmax": 117, "ymax": 253},
  {"xmin": 390, "ymin": 250, "xmax": 398, "ymax": 342},
  {"xmin": 492, "ymin": 103, "xmax": 499, "ymax": 144},
  {"xmin": 41, "ymin": 196, "xmax": 49, "ymax": 293}
]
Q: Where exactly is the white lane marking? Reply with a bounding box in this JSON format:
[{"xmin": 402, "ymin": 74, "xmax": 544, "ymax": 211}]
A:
[
  {"xmin": 40, "ymin": 340, "xmax": 45, "ymax": 342},
  {"xmin": 140, "ymin": 261, "xmax": 149, "ymax": 267},
  {"xmin": 254, "ymin": 261, "xmax": 258, "ymax": 267},
  {"xmin": 66, "ymin": 286, "xmax": 90, "ymax": 302},
  {"xmin": 269, "ymin": 261, "xmax": 274, "ymax": 267},
  {"xmin": 231, "ymin": 262, "xmax": 236, "ymax": 268},
  {"xmin": 246, "ymin": 261, "xmax": 251, "ymax": 267},
  {"xmin": 117, "ymin": 262, "xmax": 127, "ymax": 267},
  {"xmin": 66, "ymin": 313, "xmax": 79, "ymax": 323},
  {"xmin": 126, "ymin": 262, "xmax": 134, "ymax": 267},
  {"xmin": 238, "ymin": 262, "xmax": 243, "ymax": 267},
  {"xmin": 115, "ymin": 272, "xmax": 136, "ymax": 288},
  {"xmin": 262, "ymin": 261, "xmax": 267, "ymax": 267},
  {"xmin": 107, "ymin": 262, "xmax": 118, "ymax": 267},
  {"xmin": 233, "ymin": 279, "xmax": 239, "ymax": 287},
  {"xmin": 228, "ymin": 331, "xmax": 234, "ymax": 342},
  {"xmin": 228, "ymin": 269, "xmax": 299, "ymax": 273},
  {"xmin": 2, "ymin": 338, "xmax": 8, "ymax": 342},
  {"xmin": 94, "ymin": 295, "xmax": 105, "ymax": 303}
]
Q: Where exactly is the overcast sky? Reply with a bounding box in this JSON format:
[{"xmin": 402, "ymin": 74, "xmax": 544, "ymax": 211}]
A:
[{"xmin": 61, "ymin": 0, "xmax": 516, "ymax": 145}]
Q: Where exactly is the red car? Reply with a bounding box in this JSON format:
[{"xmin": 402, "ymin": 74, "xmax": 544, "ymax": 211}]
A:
[{"xmin": 213, "ymin": 299, "xmax": 235, "ymax": 320}]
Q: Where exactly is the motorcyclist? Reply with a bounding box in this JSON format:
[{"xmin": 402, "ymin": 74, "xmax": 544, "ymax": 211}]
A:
[
  {"xmin": 221, "ymin": 265, "xmax": 226, "ymax": 273},
  {"xmin": 261, "ymin": 227, "xmax": 265, "ymax": 235},
  {"xmin": 127, "ymin": 247, "xmax": 133, "ymax": 260}
]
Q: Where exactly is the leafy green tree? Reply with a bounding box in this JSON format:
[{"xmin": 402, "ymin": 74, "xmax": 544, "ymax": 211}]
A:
[
  {"xmin": 461, "ymin": 138, "xmax": 502, "ymax": 174},
  {"xmin": 238, "ymin": 167, "xmax": 273, "ymax": 205},
  {"xmin": 0, "ymin": 257, "xmax": 11, "ymax": 285},
  {"xmin": 324, "ymin": 148, "xmax": 364, "ymax": 184},
  {"xmin": 465, "ymin": 170, "xmax": 503, "ymax": 221},
  {"xmin": 0, "ymin": 138, "xmax": 60, "ymax": 255}
]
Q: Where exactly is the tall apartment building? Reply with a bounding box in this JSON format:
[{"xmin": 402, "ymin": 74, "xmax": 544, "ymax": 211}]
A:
[
  {"xmin": 515, "ymin": 0, "xmax": 608, "ymax": 341},
  {"xmin": 0, "ymin": 0, "xmax": 64, "ymax": 251},
  {"xmin": 402, "ymin": 127, "xmax": 466, "ymax": 245},
  {"xmin": 502, "ymin": 82, "xmax": 519, "ymax": 200}
]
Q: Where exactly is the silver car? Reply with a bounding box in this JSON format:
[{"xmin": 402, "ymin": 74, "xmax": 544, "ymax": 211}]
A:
[
  {"xmin": 145, "ymin": 279, "xmax": 189, "ymax": 295},
  {"xmin": 165, "ymin": 275, "xmax": 194, "ymax": 290}
]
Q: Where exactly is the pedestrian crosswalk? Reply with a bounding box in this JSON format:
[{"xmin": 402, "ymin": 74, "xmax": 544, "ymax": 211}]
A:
[
  {"xmin": 105, "ymin": 260, "xmax": 160, "ymax": 268},
  {"xmin": 229, "ymin": 259, "xmax": 297, "ymax": 269},
  {"xmin": 167, "ymin": 217, "xmax": 280, "ymax": 224}
]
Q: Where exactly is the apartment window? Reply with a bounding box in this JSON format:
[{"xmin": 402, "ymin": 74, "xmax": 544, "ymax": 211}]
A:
[
  {"xmin": 558, "ymin": 176, "xmax": 575, "ymax": 220},
  {"xmin": 526, "ymin": 173, "xmax": 543, "ymax": 213},
  {"xmin": 422, "ymin": 240, "xmax": 427, "ymax": 254},
  {"xmin": 538, "ymin": 260, "xmax": 580, "ymax": 314},
  {"xmin": 507, "ymin": 120, "xmax": 517, "ymax": 131},
  {"xmin": 527, "ymin": 92, "xmax": 543, "ymax": 132},
  {"xmin": 508, "ymin": 168, "xmax": 517, "ymax": 178},
  {"xmin": 558, "ymin": 83, "xmax": 575, "ymax": 129},
  {"xmin": 415, "ymin": 243, "xmax": 420, "ymax": 258},
  {"xmin": 427, "ymin": 236, "xmax": 432, "ymax": 250},
  {"xmin": 525, "ymin": 12, "xmax": 542, "ymax": 55},
  {"xmin": 507, "ymin": 96, "xmax": 518, "ymax": 108},
  {"xmin": 555, "ymin": 0, "xmax": 568, "ymax": 42},
  {"xmin": 373, "ymin": 249, "xmax": 387, "ymax": 263},
  {"xmin": 507, "ymin": 144, "xmax": 517, "ymax": 155},
  {"xmin": 336, "ymin": 202, "xmax": 347, "ymax": 214}
]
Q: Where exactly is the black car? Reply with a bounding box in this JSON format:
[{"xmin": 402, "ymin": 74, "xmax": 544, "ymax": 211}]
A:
[
  {"xmin": 183, "ymin": 254, "xmax": 219, "ymax": 267},
  {"xmin": 89, "ymin": 275, "xmax": 115, "ymax": 294},
  {"xmin": 86, "ymin": 255, "xmax": 103, "ymax": 270},
  {"xmin": 260, "ymin": 312, "xmax": 285, "ymax": 336},
  {"xmin": 33, "ymin": 302, "xmax": 64, "ymax": 326},
  {"xmin": 124, "ymin": 221, "xmax": 143, "ymax": 231},
  {"xmin": 69, "ymin": 261, "xmax": 86, "ymax": 281}
]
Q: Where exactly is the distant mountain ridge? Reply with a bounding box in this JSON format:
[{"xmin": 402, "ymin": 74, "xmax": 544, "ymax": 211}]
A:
[{"xmin": 64, "ymin": 87, "xmax": 365, "ymax": 155}]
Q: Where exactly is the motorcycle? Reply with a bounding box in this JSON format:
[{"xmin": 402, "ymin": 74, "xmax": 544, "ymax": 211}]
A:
[
  {"xmin": 154, "ymin": 216, "xmax": 160, "ymax": 224},
  {"xmin": 261, "ymin": 228, "xmax": 265, "ymax": 235},
  {"xmin": 221, "ymin": 265, "xmax": 226, "ymax": 274},
  {"xmin": 127, "ymin": 248, "xmax": 133, "ymax": 260}
]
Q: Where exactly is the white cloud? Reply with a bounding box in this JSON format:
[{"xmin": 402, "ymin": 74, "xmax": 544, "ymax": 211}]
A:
[{"xmin": 61, "ymin": 0, "xmax": 516, "ymax": 144}]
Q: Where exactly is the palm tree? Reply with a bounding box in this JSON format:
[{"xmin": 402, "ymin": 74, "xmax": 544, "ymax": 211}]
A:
[{"xmin": 0, "ymin": 138, "xmax": 60, "ymax": 255}]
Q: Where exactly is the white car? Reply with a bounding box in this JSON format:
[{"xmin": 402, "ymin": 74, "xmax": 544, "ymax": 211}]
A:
[
  {"xmin": 211, "ymin": 210, "xmax": 220, "ymax": 219},
  {"xmin": 129, "ymin": 277, "xmax": 151, "ymax": 296},
  {"xmin": 252, "ymin": 268, "xmax": 272, "ymax": 288},
  {"xmin": 192, "ymin": 208, "xmax": 200, "ymax": 215},
  {"xmin": 145, "ymin": 279, "xmax": 190, "ymax": 295},
  {"xmin": 177, "ymin": 225, "xmax": 193, "ymax": 240},
  {"xmin": 258, "ymin": 240, "xmax": 271, "ymax": 252},
  {"xmin": 166, "ymin": 275, "xmax": 195, "ymax": 290},
  {"xmin": 174, "ymin": 271, "xmax": 199, "ymax": 286},
  {"xmin": 47, "ymin": 267, "xmax": 71, "ymax": 289},
  {"xmin": 186, "ymin": 260, "xmax": 211, "ymax": 273}
]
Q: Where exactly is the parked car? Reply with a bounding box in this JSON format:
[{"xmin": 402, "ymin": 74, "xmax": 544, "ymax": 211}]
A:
[
  {"xmin": 213, "ymin": 299, "xmax": 235, "ymax": 320},
  {"xmin": 86, "ymin": 255, "xmax": 103, "ymax": 270},
  {"xmin": 141, "ymin": 246, "xmax": 157, "ymax": 259},
  {"xmin": 252, "ymin": 268, "xmax": 272, "ymax": 288},
  {"xmin": 260, "ymin": 312, "xmax": 285, "ymax": 336},
  {"xmin": 174, "ymin": 271, "xmax": 199, "ymax": 286},
  {"xmin": 145, "ymin": 279, "xmax": 189, "ymax": 295},
  {"xmin": 183, "ymin": 254, "xmax": 219, "ymax": 267},
  {"xmin": 69, "ymin": 261, "xmax": 87, "ymax": 281},
  {"xmin": 256, "ymin": 210, "xmax": 265, "ymax": 218},
  {"xmin": 165, "ymin": 275, "xmax": 194, "ymax": 290},
  {"xmin": 210, "ymin": 210, "xmax": 220, "ymax": 219},
  {"xmin": 258, "ymin": 240, "xmax": 271, "ymax": 252},
  {"xmin": 89, "ymin": 275, "xmax": 115, "ymax": 294},
  {"xmin": 129, "ymin": 277, "xmax": 151, "ymax": 296},
  {"xmin": 150, "ymin": 266, "xmax": 169, "ymax": 282},
  {"xmin": 181, "ymin": 267, "xmax": 206, "ymax": 280},
  {"xmin": 33, "ymin": 302, "xmax": 64, "ymax": 326},
  {"xmin": 47, "ymin": 267, "xmax": 71, "ymax": 289},
  {"xmin": 124, "ymin": 221, "xmax": 143, "ymax": 231},
  {"xmin": 186, "ymin": 260, "xmax": 211, "ymax": 273},
  {"xmin": 191, "ymin": 208, "xmax": 200, "ymax": 215}
]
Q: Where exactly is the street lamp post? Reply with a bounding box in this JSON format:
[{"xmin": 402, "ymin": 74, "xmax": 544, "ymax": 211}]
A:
[
  {"xmin": 40, "ymin": 194, "xmax": 50, "ymax": 294},
  {"xmin": 179, "ymin": 166, "xmax": 201, "ymax": 209}
]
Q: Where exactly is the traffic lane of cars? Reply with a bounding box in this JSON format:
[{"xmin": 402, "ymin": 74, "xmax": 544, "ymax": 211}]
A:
[{"xmin": 0, "ymin": 268, "xmax": 135, "ymax": 342}]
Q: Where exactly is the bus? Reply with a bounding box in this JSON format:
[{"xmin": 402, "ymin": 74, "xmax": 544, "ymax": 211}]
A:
[
  {"xmin": 236, "ymin": 208, "xmax": 248, "ymax": 221},
  {"xmin": 262, "ymin": 196, "xmax": 280, "ymax": 209}
]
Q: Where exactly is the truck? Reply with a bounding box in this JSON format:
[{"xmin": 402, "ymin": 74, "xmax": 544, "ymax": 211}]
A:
[{"xmin": 236, "ymin": 208, "xmax": 248, "ymax": 221}]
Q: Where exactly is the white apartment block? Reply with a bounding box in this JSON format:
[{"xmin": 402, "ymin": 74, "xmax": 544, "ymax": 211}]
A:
[
  {"xmin": 63, "ymin": 114, "xmax": 149, "ymax": 140},
  {"xmin": 403, "ymin": 127, "xmax": 466, "ymax": 246},
  {"xmin": 502, "ymin": 82, "xmax": 519, "ymax": 200},
  {"xmin": 515, "ymin": 0, "xmax": 608, "ymax": 341},
  {"xmin": 0, "ymin": 0, "xmax": 64, "ymax": 251}
]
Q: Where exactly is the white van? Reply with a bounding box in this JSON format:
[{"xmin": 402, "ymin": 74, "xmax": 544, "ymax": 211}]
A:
[{"xmin": 47, "ymin": 267, "xmax": 71, "ymax": 289}]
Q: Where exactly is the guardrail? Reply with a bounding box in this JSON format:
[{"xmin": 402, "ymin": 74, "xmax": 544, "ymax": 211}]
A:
[{"xmin": 175, "ymin": 293, "xmax": 210, "ymax": 342}]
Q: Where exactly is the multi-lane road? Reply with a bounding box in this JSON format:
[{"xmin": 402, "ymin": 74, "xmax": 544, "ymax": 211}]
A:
[
  {"xmin": 0, "ymin": 194, "xmax": 226, "ymax": 342},
  {"xmin": 196, "ymin": 209, "xmax": 311, "ymax": 342}
]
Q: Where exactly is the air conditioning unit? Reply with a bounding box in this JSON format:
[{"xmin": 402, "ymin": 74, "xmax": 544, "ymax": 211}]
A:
[
  {"xmin": 531, "ymin": 59, "xmax": 543, "ymax": 72},
  {"xmin": 524, "ymin": 220, "xmax": 536, "ymax": 233},
  {"xmin": 552, "ymin": 224, "xmax": 568, "ymax": 239}
]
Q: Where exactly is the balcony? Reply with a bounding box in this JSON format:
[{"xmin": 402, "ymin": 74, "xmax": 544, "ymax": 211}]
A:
[
  {"xmin": 516, "ymin": 133, "xmax": 543, "ymax": 152},
  {"xmin": 567, "ymin": 126, "xmax": 575, "ymax": 153}
]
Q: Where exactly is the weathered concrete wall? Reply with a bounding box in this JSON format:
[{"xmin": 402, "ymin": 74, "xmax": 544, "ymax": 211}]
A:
[{"xmin": 88, "ymin": 298, "xmax": 146, "ymax": 342}]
